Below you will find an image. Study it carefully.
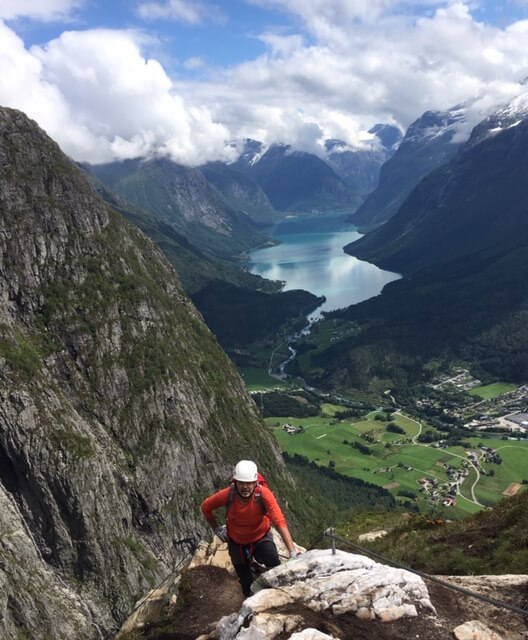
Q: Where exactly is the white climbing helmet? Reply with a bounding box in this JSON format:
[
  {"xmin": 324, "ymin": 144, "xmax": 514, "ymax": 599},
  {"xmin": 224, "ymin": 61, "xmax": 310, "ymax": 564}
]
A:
[{"xmin": 233, "ymin": 460, "xmax": 258, "ymax": 482}]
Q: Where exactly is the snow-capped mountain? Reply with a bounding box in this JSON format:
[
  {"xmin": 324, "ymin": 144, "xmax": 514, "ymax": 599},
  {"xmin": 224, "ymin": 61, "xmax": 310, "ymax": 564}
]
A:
[
  {"xmin": 348, "ymin": 86, "xmax": 528, "ymax": 231},
  {"xmin": 345, "ymin": 90, "xmax": 528, "ymax": 276},
  {"xmin": 230, "ymin": 138, "xmax": 267, "ymax": 167},
  {"xmin": 348, "ymin": 104, "xmax": 473, "ymax": 229},
  {"xmin": 324, "ymin": 124, "xmax": 402, "ymax": 196},
  {"xmin": 230, "ymin": 141, "xmax": 362, "ymax": 213},
  {"xmin": 465, "ymin": 89, "xmax": 528, "ymax": 148},
  {"xmin": 228, "ymin": 126, "xmax": 402, "ymax": 214},
  {"xmin": 315, "ymin": 90, "xmax": 528, "ymax": 389}
]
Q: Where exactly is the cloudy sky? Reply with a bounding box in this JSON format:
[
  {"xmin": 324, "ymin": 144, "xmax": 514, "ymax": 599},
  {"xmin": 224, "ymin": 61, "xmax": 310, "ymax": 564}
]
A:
[{"xmin": 1, "ymin": 0, "xmax": 528, "ymax": 165}]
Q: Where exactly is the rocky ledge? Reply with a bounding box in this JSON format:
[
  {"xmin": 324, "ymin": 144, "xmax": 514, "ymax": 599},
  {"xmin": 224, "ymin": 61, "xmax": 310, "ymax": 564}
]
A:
[{"xmin": 117, "ymin": 535, "xmax": 528, "ymax": 640}]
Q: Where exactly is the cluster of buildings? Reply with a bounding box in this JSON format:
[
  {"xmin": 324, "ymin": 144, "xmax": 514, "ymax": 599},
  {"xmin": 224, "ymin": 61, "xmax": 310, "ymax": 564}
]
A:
[
  {"xmin": 417, "ymin": 476, "xmax": 459, "ymax": 507},
  {"xmin": 430, "ymin": 368, "xmax": 482, "ymax": 391},
  {"xmin": 416, "ymin": 458, "xmax": 476, "ymax": 507},
  {"xmin": 282, "ymin": 423, "xmax": 302, "ymax": 435},
  {"xmin": 425, "ymin": 371, "xmax": 528, "ymax": 436},
  {"xmin": 503, "ymin": 412, "xmax": 528, "ymax": 432}
]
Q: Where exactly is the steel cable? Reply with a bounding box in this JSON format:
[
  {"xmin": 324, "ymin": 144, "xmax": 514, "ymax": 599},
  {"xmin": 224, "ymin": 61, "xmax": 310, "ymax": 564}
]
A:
[{"xmin": 323, "ymin": 529, "xmax": 528, "ymax": 617}]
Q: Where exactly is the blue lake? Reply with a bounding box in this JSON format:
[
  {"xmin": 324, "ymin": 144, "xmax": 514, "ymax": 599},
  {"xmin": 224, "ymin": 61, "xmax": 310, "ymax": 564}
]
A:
[{"xmin": 248, "ymin": 214, "xmax": 401, "ymax": 319}]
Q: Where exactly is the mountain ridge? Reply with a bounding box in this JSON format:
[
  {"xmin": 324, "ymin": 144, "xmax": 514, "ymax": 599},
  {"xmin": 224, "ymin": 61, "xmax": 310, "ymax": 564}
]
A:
[
  {"xmin": 295, "ymin": 92, "xmax": 528, "ymax": 390},
  {"xmin": 229, "ymin": 129, "xmax": 401, "ymax": 215},
  {"xmin": 0, "ymin": 105, "xmax": 298, "ymax": 639},
  {"xmin": 345, "ymin": 95, "xmax": 528, "ymax": 275},
  {"xmin": 232, "ymin": 142, "xmax": 360, "ymax": 212},
  {"xmin": 348, "ymin": 105, "xmax": 467, "ymax": 229},
  {"xmin": 86, "ymin": 156, "xmax": 269, "ymax": 262}
]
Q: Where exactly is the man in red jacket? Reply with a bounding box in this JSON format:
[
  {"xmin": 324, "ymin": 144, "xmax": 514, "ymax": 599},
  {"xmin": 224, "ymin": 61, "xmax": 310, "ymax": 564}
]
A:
[{"xmin": 201, "ymin": 459, "xmax": 300, "ymax": 597}]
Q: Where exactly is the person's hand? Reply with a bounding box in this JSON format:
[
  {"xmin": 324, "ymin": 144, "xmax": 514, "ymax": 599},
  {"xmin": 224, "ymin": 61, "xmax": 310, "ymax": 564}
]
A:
[
  {"xmin": 214, "ymin": 525, "xmax": 228, "ymax": 543},
  {"xmin": 289, "ymin": 549, "xmax": 302, "ymax": 560}
]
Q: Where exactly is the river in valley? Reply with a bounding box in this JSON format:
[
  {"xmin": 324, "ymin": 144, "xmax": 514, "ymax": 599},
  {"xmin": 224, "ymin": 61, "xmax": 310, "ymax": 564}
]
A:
[{"xmin": 248, "ymin": 213, "xmax": 401, "ymax": 320}]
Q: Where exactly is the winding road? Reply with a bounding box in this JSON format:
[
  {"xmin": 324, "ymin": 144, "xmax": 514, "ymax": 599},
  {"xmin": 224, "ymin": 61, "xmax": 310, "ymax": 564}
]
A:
[{"xmin": 396, "ymin": 411, "xmax": 483, "ymax": 506}]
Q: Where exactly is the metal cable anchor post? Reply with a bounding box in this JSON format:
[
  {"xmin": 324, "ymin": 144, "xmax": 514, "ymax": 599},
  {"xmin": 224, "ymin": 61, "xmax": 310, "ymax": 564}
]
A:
[{"xmin": 325, "ymin": 528, "xmax": 336, "ymax": 555}]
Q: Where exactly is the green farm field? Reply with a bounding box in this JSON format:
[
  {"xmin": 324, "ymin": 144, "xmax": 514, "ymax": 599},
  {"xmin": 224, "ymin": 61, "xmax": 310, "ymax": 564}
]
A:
[
  {"xmin": 468, "ymin": 382, "xmax": 518, "ymax": 399},
  {"xmin": 239, "ymin": 367, "xmax": 288, "ymax": 390},
  {"xmin": 269, "ymin": 411, "xmax": 528, "ymax": 518},
  {"xmin": 464, "ymin": 438, "xmax": 528, "ymax": 506}
]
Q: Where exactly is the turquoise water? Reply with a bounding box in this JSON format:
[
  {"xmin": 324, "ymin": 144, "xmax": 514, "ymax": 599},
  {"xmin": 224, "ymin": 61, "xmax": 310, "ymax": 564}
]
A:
[{"xmin": 248, "ymin": 214, "xmax": 401, "ymax": 319}]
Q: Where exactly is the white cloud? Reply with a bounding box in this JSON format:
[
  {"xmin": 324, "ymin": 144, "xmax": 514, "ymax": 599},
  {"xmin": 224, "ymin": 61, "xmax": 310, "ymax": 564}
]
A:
[
  {"xmin": 183, "ymin": 56, "xmax": 206, "ymax": 69},
  {"xmin": 0, "ymin": 22, "xmax": 75, "ymax": 136},
  {"xmin": 136, "ymin": 0, "xmax": 224, "ymax": 24},
  {"xmin": 256, "ymin": 32, "xmax": 305, "ymax": 57},
  {"xmin": 184, "ymin": 1, "xmax": 527, "ymax": 153},
  {"xmin": 2, "ymin": 2, "xmax": 528, "ymax": 164},
  {"xmin": 248, "ymin": 0, "xmax": 445, "ymax": 29},
  {"xmin": 0, "ymin": 23, "xmax": 235, "ymax": 164},
  {"xmin": 0, "ymin": 0, "xmax": 83, "ymax": 21}
]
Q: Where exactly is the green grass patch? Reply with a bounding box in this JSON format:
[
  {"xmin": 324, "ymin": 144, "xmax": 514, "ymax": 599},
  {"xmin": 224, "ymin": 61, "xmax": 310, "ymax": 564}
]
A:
[
  {"xmin": 49, "ymin": 428, "xmax": 95, "ymax": 460},
  {"xmin": 320, "ymin": 403, "xmax": 344, "ymax": 416},
  {"xmin": 239, "ymin": 367, "xmax": 288, "ymax": 390},
  {"xmin": 268, "ymin": 410, "xmax": 528, "ymax": 518},
  {"xmin": 0, "ymin": 327, "xmax": 42, "ymax": 379},
  {"xmin": 355, "ymin": 490, "xmax": 528, "ymax": 575},
  {"xmin": 468, "ymin": 382, "xmax": 517, "ymax": 399}
]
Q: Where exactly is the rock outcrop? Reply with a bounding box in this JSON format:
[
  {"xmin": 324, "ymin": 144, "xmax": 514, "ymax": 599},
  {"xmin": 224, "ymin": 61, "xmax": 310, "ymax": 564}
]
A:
[
  {"xmin": 218, "ymin": 549, "xmax": 436, "ymax": 638},
  {"xmin": 0, "ymin": 106, "xmax": 292, "ymax": 639},
  {"xmin": 128, "ymin": 538, "xmax": 528, "ymax": 640}
]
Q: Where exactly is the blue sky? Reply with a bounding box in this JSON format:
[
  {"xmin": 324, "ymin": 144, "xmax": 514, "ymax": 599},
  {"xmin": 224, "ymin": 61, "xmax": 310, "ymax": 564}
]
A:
[
  {"xmin": 1, "ymin": 1, "xmax": 528, "ymax": 165},
  {"xmin": 9, "ymin": 0, "xmax": 283, "ymax": 70}
]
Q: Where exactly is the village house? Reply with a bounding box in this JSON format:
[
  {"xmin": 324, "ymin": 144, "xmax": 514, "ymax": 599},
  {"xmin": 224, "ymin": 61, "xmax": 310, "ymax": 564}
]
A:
[{"xmin": 282, "ymin": 423, "xmax": 301, "ymax": 435}]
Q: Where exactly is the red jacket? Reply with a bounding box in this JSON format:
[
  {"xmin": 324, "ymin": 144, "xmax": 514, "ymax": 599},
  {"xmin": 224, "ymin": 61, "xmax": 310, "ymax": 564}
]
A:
[{"xmin": 201, "ymin": 485, "xmax": 287, "ymax": 544}]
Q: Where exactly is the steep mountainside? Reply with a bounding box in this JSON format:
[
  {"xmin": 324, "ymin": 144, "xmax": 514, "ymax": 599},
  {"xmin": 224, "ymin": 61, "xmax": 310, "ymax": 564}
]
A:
[
  {"xmin": 232, "ymin": 142, "xmax": 360, "ymax": 213},
  {"xmin": 85, "ymin": 166, "xmax": 319, "ymax": 353},
  {"xmin": 86, "ymin": 176, "xmax": 279, "ymax": 295},
  {"xmin": 0, "ymin": 107, "xmax": 295, "ymax": 639},
  {"xmin": 300, "ymin": 94, "xmax": 528, "ymax": 389},
  {"xmin": 346, "ymin": 94, "xmax": 528, "ymax": 275},
  {"xmin": 200, "ymin": 161, "xmax": 278, "ymax": 227},
  {"xmin": 325, "ymin": 124, "xmax": 402, "ymax": 196},
  {"xmin": 86, "ymin": 157, "xmax": 268, "ymax": 261},
  {"xmin": 349, "ymin": 106, "xmax": 467, "ymax": 229}
]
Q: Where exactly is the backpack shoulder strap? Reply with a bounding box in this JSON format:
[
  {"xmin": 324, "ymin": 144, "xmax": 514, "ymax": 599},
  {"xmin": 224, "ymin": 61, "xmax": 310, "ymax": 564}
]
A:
[
  {"xmin": 226, "ymin": 482, "xmax": 236, "ymax": 513},
  {"xmin": 254, "ymin": 484, "xmax": 267, "ymax": 514}
]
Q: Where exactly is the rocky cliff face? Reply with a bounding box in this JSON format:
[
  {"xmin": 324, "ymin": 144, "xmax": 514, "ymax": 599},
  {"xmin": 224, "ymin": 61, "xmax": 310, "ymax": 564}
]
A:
[
  {"xmin": 86, "ymin": 157, "xmax": 268, "ymax": 262},
  {"xmin": 349, "ymin": 106, "xmax": 467, "ymax": 229},
  {"xmin": 0, "ymin": 107, "xmax": 289, "ymax": 639}
]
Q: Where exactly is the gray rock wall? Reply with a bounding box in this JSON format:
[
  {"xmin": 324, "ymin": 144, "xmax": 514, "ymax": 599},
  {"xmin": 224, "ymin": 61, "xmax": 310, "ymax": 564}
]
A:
[{"xmin": 0, "ymin": 106, "xmax": 288, "ymax": 639}]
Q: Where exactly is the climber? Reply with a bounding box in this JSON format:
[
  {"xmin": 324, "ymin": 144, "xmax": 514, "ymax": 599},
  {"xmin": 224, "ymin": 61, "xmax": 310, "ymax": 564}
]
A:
[{"xmin": 200, "ymin": 459, "xmax": 301, "ymax": 597}]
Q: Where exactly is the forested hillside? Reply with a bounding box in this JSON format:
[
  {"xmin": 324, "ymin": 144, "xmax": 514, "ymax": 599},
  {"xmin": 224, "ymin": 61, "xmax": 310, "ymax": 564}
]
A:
[
  {"xmin": 299, "ymin": 96, "xmax": 528, "ymax": 392},
  {"xmin": 284, "ymin": 453, "xmax": 397, "ymax": 544},
  {"xmin": 352, "ymin": 490, "xmax": 528, "ymax": 575},
  {"xmin": 191, "ymin": 281, "xmax": 324, "ymax": 347}
]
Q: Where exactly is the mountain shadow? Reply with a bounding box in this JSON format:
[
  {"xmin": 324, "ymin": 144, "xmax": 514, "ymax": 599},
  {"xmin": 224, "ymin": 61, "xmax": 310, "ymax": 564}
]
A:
[{"xmin": 301, "ymin": 95, "xmax": 528, "ymax": 390}]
